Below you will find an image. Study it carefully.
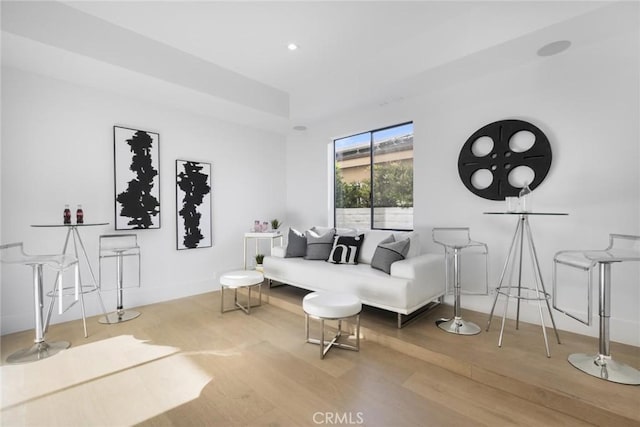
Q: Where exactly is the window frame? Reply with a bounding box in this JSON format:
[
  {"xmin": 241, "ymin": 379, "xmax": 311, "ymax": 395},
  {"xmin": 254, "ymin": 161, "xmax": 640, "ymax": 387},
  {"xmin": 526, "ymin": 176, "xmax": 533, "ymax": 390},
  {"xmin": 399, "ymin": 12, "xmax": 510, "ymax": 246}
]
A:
[{"xmin": 333, "ymin": 121, "xmax": 414, "ymax": 231}]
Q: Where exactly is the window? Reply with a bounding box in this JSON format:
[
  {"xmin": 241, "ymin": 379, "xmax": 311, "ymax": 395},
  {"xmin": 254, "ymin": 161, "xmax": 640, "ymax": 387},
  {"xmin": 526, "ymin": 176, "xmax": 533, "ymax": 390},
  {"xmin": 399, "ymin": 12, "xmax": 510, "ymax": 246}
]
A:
[{"xmin": 334, "ymin": 122, "xmax": 413, "ymax": 230}]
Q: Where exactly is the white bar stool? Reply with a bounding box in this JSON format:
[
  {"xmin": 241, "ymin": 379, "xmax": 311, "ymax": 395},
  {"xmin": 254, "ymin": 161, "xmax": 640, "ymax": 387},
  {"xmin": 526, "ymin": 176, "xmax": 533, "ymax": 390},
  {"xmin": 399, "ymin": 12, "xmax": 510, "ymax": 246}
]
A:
[
  {"xmin": 303, "ymin": 292, "xmax": 361, "ymax": 359},
  {"xmin": 432, "ymin": 228, "xmax": 488, "ymax": 335},
  {"xmin": 553, "ymin": 234, "xmax": 640, "ymax": 385},
  {"xmin": 98, "ymin": 234, "xmax": 141, "ymax": 324},
  {"xmin": 0, "ymin": 242, "xmax": 79, "ymax": 363}
]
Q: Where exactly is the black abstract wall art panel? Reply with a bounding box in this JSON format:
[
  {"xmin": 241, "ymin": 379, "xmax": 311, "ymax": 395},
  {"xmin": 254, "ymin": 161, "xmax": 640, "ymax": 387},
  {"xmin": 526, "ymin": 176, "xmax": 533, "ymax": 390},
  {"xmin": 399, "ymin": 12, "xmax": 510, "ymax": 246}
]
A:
[
  {"xmin": 176, "ymin": 160, "xmax": 212, "ymax": 250},
  {"xmin": 114, "ymin": 126, "xmax": 161, "ymax": 229}
]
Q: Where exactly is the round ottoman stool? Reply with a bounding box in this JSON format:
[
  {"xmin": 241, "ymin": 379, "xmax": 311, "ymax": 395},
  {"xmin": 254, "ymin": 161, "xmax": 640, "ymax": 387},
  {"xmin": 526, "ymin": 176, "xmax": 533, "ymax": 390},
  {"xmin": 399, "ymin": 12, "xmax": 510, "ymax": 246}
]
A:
[
  {"xmin": 302, "ymin": 292, "xmax": 361, "ymax": 359},
  {"xmin": 220, "ymin": 270, "xmax": 264, "ymax": 314}
]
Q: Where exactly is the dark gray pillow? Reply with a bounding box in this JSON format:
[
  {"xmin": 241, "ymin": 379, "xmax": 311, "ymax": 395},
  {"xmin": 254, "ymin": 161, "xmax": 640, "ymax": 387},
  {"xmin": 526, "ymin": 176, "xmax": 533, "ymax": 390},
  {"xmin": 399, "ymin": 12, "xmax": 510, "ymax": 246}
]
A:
[
  {"xmin": 304, "ymin": 228, "xmax": 335, "ymax": 260},
  {"xmin": 371, "ymin": 237, "xmax": 411, "ymax": 274},
  {"xmin": 285, "ymin": 228, "xmax": 307, "ymax": 258}
]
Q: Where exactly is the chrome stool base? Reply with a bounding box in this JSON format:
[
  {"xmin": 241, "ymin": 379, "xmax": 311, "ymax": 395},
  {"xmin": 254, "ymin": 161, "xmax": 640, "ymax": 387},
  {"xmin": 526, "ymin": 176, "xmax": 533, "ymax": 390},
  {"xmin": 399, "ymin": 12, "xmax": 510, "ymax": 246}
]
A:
[
  {"xmin": 432, "ymin": 228, "xmax": 488, "ymax": 339},
  {"xmin": 568, "ymin": 353, "xmax": 640, "ymax": 385},
  {"xmin": 99, "ymin": 310, "xmax": 140, "ymax": 324},
  {"xmin": 306, "ymin": 315, "xmax": 360, "ymax": 359},
  {"xmin": 221, "ymin": 285, "xmax": 262, "ymax": 315},
  {"xmin": 7, "ymin": 340, "xmax": 70, "ymax": 364},
  {"xmin": 436, "ymin": 317, "xmax": 481, "ymax": 335},
  {"xmin": 303, "ymin": 292, "xmax": 362, "ymax": 360}
]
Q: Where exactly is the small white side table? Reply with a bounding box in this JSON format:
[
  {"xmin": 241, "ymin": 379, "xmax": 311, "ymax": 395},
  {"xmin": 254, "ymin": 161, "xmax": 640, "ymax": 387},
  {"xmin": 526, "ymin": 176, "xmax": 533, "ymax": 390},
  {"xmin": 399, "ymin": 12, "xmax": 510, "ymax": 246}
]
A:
[
  {"xmin": 243, "ymin": 232, "xmax": 284, "ymax": 269},
  {"xmin": 220, "ymin": 270, "xmax": 264, "ymax": 314},
  {"xmin": 303, "ymin": 292, "xmax": 361, "ymax": 359}
]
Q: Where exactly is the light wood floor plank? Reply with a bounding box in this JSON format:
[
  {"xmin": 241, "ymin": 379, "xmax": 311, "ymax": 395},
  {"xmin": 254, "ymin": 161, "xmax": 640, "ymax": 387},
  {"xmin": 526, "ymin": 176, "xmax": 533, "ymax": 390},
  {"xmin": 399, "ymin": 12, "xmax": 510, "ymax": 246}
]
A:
[
  {"xmin": 404, "ymin": 368, "xmax": 591, "ymax": 426},
  {"xmin": 1, "ymin": 287, "xmax": 637, "ymax": 426}
]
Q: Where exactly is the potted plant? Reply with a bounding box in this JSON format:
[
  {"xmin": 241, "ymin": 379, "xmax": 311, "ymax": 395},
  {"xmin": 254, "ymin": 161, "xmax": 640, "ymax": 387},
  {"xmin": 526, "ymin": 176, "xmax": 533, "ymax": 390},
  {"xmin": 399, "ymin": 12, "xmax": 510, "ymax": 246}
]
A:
[
  {"xmin": 255, "ymin": 253, "xmax": 265, "ymax": 269},
  {"xmin": 270, "ymin": 219, "xmax": 281, "ymax": 232}
]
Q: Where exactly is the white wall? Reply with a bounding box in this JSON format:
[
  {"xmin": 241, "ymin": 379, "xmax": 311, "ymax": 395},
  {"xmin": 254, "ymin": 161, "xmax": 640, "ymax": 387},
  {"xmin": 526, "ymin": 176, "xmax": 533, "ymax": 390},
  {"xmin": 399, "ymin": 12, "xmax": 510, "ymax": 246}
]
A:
[
  {"xmin": 285, "ymin": 30, "xmax": 640, "ymax": 346},
  {"xmin": 1, "ymin": 67, "xmax": 286, "ymax": 334}
]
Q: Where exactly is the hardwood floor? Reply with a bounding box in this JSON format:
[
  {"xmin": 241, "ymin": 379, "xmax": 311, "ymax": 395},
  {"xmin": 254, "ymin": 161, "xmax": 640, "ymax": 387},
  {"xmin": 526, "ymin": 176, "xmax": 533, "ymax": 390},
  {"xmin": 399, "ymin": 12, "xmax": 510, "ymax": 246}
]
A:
[{"xmin": 1, "ymin": 285, "xmax": 638, "ymax": 426}]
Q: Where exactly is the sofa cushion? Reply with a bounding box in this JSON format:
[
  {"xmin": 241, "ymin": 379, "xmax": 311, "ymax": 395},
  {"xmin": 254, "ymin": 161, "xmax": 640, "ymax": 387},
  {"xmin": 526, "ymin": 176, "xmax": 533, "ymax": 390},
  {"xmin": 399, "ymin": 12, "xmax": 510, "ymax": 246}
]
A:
[
  {"xmin": 264, "ymin": 255, "xmax": 435, "ymax": 314},
  {"xmin": 305, "ymin": 228, "xmax": 336, "ymax": 260},
  {"xmin": 327, "ymin": 234, "xmax": 364, "ymax": 265},
  {"xmin": 285, "ymin": 228, "xmax": 307, "ymax": 258},
  {"xmin": 371, "ymin": 237, "xmax": 411, "ymax": 274}
]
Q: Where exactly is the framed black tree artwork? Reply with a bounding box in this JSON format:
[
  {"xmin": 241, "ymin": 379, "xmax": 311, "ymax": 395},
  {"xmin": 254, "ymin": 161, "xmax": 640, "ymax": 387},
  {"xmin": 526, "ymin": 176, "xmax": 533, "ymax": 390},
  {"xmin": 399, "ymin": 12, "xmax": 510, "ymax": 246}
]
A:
[
  {"xmin": 176, "ymin": 160, "xmax": 212, "ymax": 250},
  {"xmin": 114, "ymin": 126, "xmax": 161, "ymax": 230}
]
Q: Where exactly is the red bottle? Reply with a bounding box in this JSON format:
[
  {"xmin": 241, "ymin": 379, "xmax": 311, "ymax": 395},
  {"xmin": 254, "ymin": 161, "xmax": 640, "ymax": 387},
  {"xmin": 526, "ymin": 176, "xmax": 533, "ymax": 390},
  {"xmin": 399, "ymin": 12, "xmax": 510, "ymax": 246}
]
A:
[
  {"xmin": 64, "ymin": 205, "xmax": 71, "ymax": 224},
  {"xmin": 76, "ymin": 204, "xmax": 84, "ymax": 224}
]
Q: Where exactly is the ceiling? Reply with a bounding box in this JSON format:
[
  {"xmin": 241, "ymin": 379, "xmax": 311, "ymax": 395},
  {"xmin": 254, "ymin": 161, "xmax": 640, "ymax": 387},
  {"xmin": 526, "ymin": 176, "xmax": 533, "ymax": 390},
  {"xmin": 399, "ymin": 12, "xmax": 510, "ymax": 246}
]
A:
[{"xmin": 1, "ymin": 1, "xmax": 634, "ymax": 135}]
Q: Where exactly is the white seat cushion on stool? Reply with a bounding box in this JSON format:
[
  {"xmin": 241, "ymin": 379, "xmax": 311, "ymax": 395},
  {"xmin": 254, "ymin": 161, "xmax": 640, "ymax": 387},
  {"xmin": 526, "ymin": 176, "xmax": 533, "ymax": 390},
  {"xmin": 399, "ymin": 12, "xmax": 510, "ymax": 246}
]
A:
[
  {"xmin": 220, "ymin": 270, "xmax": 264, "ymax": 288},
  {"xmin": 303, "ymin": 292, "xmax": 362, "ymax": 319}
]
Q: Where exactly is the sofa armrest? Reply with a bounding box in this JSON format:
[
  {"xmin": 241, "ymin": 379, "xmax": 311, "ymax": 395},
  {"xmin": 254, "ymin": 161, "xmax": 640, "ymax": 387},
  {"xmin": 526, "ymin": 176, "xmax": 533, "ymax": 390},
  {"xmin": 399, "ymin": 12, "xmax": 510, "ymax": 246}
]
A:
[{"xmin": 390, "ymin": 253, "xmax": 444, "ymax": 285}]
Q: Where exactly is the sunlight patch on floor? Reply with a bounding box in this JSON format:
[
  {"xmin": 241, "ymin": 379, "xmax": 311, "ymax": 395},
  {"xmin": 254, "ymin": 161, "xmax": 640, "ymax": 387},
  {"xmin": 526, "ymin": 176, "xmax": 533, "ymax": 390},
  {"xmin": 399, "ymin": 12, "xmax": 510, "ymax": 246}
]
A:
[{"xmin": 1, "ymin": 335, "xmax": 220, "ymax": 426}]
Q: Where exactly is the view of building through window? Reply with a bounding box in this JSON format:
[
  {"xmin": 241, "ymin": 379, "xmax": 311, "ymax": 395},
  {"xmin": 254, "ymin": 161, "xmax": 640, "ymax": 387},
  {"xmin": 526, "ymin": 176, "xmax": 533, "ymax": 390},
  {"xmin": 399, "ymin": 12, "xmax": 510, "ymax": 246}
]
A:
[{"xmin": 334, "ymin": 122, "xmax": 413, "ymax": 230}]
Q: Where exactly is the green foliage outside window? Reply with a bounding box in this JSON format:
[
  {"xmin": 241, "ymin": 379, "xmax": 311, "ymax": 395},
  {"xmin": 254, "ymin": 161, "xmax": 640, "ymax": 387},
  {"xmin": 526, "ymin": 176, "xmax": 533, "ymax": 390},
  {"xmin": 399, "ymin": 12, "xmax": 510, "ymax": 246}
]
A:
[
  {"xmin": 336, "ymin": 162, "xmax": 412, "ymax": 209},
  {"xmin": 373, "ymin": 161, "xmax": 413, "ymax": 208}
]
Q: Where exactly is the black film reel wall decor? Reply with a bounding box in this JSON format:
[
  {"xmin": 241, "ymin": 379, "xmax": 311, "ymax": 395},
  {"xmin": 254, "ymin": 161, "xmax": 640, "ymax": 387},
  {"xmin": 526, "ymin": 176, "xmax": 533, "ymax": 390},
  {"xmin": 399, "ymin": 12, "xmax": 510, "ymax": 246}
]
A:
[{"xmin": 457, "ymin": 119, "xmax": 552, "ymax": 200}]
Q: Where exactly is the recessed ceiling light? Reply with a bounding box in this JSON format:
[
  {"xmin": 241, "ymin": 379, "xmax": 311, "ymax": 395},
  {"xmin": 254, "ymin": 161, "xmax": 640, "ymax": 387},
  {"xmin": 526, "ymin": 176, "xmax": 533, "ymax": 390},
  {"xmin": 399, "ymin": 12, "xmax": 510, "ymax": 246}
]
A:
[
  {"xmin": 293, "ymin": 125, "xmax": 307, "ymax": 131},
  {"xmin": 287, "ymin": 43, "xmax": 299, "ymax": 51},
  {"xmin": 537, "ymin": 40, "xmax": 571, "ymax": 57}
]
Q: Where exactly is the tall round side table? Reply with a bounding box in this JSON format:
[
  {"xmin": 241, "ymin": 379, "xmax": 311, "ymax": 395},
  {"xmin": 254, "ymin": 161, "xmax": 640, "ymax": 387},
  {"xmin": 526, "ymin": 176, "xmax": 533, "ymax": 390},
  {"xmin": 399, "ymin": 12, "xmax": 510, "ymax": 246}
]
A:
[
  {"xmin": 220, "ymin": 270, "xmax": 264, "ymax": 314},
  {"xmin": 485, "ymin": 212, "xmax": 566, "ymax": 357}
]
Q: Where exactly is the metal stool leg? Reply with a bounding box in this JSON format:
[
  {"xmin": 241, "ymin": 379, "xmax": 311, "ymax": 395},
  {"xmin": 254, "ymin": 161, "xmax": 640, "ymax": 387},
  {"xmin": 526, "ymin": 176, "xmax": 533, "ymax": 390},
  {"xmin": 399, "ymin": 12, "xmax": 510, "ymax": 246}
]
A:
[
  {"xmin": 355, "ymin": 314, "xmax": 360, "ymax": 350},
  {"xmin": 568, "ymin": 262, "xmax": 640, "ymax": 384},
  {"xmin": 320, "ymin": 318, "xmax": 326, "ymax": 359},
  {"xmin": 7, "ymin": 264, "xmax": 70, "ymax": 364},
  {"xmin": 220, "ymin": 286, "xmax": 225, "ymax": 313},
  {"xmin": 306, "ymin": 314, "xmax": 361, "ymax": 359},
  {"xmin": 99, "ymin": 252, "xmax": 140, "ymax": 324},
  {"xmin": 436, "ymin": 248, "xmax": 481, "ymax": 335}
]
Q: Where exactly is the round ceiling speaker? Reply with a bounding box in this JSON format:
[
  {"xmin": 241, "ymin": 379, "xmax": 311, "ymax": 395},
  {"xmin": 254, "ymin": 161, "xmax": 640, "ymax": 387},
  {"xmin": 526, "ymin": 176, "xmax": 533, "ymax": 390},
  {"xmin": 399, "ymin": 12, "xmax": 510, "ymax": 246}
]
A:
[{"xmin": 457, "ymin": 119, "xmax": 552, "ymax": 200}]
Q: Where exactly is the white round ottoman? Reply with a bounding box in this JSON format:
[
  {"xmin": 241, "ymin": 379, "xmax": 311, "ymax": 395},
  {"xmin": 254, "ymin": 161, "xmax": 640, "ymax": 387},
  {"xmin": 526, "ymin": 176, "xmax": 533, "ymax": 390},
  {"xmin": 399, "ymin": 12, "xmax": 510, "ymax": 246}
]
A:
[
  {"xmin": 220, "ymin": 270, "xmax": 264, "ymax": 314},
  {"xmin": 302, "ymin": 292, "xmax": 361, "ymax": 359}
]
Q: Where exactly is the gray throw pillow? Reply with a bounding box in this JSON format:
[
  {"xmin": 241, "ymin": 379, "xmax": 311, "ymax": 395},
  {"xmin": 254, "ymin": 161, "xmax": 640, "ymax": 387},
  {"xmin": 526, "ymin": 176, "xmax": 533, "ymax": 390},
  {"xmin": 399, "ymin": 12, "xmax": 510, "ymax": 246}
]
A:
[
  {"xmin": 304, "ymin": 228, "xmax": 336, "ymax": 260},
  {"xmin": 285, "ymin": 228, "xmax": 307, "ymax": 258},
  {"xmin": 371, "ymin": 237, "xmax": 411, "ymax": 274}
]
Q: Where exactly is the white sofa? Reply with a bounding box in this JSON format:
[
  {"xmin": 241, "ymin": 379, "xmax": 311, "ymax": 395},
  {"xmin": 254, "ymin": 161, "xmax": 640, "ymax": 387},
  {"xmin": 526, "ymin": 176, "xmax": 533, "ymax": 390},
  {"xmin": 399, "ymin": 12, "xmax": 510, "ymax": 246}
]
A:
[{"xmin": 263, "ymin": 228, "xmax": 445, "ymax": 327}]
